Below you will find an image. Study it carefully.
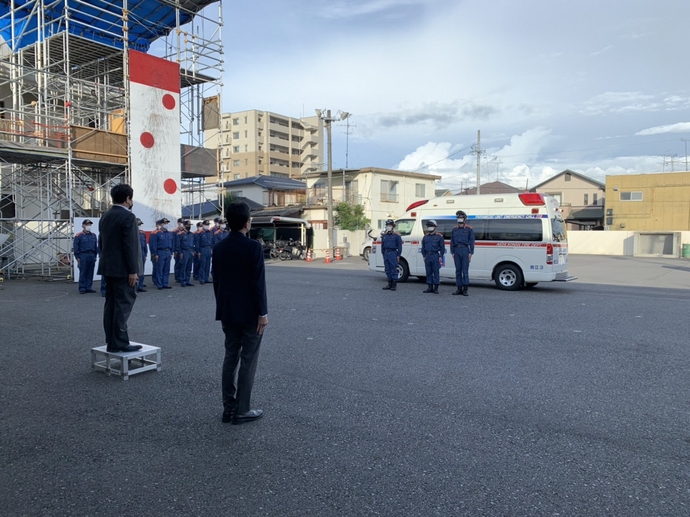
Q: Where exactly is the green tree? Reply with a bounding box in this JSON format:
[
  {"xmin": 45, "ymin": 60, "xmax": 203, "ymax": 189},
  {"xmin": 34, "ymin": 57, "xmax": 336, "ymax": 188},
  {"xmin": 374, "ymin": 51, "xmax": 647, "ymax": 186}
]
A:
[{"xmin": 334, "ymin": 202, "xmax": 370, "ymax": 231}]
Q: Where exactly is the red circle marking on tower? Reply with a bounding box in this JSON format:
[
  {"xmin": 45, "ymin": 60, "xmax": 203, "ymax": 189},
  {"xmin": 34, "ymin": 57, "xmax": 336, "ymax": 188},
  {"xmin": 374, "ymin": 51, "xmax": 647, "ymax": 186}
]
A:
[
  {"xmin": 140, "ymin": 132, "xmax": 155, "ymax": 148},
  {"xmin": 162, "ymin": 94, "xmax": 176, "ymax": 110},
  {"xmin": 163, "ymin": 179, "xmax": 177, "ymax": 195}
]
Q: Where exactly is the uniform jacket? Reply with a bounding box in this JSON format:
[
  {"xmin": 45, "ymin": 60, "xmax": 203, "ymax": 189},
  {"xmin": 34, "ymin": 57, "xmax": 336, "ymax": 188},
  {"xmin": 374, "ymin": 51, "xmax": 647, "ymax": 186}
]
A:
[
  {"xmin": 450, "ymin": 225, "xmax": 475, "ymax": 255},
  {"xmin": 150, "ymin": 228, "xmax": 173, "ymax": 255},
  {"xmin": 139, "ymin": 230, "xmax": 148, "ymax": 258},
  {"xmin": 74, "ymin": 231, "xmax": 99, "ymax": 257},
  {"xmin": 422, "ymin": 232, "xmax": 446, "ymax": 258},
  {"xmin": 381, "ymin": 232, "xmax": 403, "ymax": 256},
  {"xmin": 196, "ymin": 230, "xmax": 215, "ymax": 253},
  {"xmin": 212, "ymin": 231, "xmax": 268, "ymax": 327},
  {"xmin": 97, "ymin": 205, "xmax": 142, "ymax": 277}
]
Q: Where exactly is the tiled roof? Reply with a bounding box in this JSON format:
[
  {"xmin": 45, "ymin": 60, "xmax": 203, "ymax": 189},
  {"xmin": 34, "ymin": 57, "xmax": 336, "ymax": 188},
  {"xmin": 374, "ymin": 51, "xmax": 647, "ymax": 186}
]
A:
[{"xmin": 222, "ymin": 175, "xmax": 306, "ymax": 190}]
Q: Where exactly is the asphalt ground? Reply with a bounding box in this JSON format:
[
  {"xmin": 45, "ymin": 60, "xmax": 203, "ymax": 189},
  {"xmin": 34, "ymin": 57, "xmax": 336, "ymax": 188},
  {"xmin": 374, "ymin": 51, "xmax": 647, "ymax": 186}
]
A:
[{"xmin": 1, "ymin": 256, "xmax": 689, "ymax": 516}]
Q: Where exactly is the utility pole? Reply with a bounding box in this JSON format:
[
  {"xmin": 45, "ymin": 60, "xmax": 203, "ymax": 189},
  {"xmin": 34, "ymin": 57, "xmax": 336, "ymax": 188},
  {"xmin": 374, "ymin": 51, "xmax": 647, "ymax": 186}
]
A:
[
  {"xmin": 316, "ymin": 109, "xmax": 349, "ymax": 258},
  {"xmin": 471, "ymin": 130, "xmax": 484, "ymax": 194},
  {"xmin": 682, "ymin": 139, "xmax": 688, "ymax": 171}
]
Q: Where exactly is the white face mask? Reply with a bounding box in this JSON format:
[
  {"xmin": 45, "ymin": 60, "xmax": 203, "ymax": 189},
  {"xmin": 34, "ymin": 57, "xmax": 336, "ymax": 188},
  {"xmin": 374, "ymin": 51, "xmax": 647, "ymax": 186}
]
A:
[
  {"xmin": 386, "ymin": 226, "xmax": 393, "ymax": 232},
  {"xmin": 203, "ymin": 225, "xmax": 210, "ymax": 231},
  {"xmin": 220, "ymin": 224, "xmax": 227, "ymax": 229},
  {"xmin": 83, "ymin": 226, "xmax": 91, "ymax": 232},
  {"xmin": 457, "ymin": 218, "xmax": 465, "ymax": 224},
  {"xmin": 427, "ymin": 227, "xmax": 436, "ymax": 233},
  {"xmin": 178, "ymin": 223, "xmax": 184, "ymax": 229},
  {"xmin": 162, "ymin": 224, "xmax": 168, "ymax": 230}
]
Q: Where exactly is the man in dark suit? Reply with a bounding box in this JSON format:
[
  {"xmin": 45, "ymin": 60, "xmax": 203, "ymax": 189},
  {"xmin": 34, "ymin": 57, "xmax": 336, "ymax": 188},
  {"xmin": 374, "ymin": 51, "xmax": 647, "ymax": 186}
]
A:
[
  {"xmin": 213, "ymin": 202, "xmax": 268, "ymax": 425},
  {"xmin": 98, "ymin": 184, "xmax": 143, "ymax": 353}
]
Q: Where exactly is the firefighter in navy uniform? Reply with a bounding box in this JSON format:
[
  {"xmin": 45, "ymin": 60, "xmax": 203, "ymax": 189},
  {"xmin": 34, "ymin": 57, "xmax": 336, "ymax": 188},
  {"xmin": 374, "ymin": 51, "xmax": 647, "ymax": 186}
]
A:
[
  {"xmin": 172, "ymin": 217, "xmax": 185, "ymax": 284},
  {"xmin": 380, "ymin": 219, "xmax": 403, "ymax": 291},
  {"xmin": 137, "ymin": 218, "xmax": 148, "ymax": 292},
  {"xmin": 74, "ymin": 219, "xmax": 99, "ymax": 294},
  {"xmin": 176, "ymin": 220, "xmax": 196, "ymax": 287},
  {"xmin": 450, "ymin": 210, "xmax": 475, "ymax": 296},
  {"xmin": 421, "ymin": 219, "xmax": 445, "ymax": 294},
  {"xmin": 195, "ymin": 219, "xmax": 214, "ymax": 284}
]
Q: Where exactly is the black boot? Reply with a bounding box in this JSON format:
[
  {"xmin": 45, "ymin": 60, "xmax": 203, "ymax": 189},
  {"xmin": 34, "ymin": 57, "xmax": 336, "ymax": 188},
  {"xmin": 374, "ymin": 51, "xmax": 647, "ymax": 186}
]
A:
[
  {"xmin": 433, "ymin": 284, "xmax": 439, "ymax": 294},
  {"xmin": 452, "ymin": 287, "xmax": 462, "ymax": 295},
  {"xmin": 391, "ymin": 281, "xmax": 397, "ymax": 291},
  {"xmin": 462, "ymin": 286, "xmax": 468, "ymax": 296},
  {"xmin": 423, "ymin": 284, "xmax": 433, "ymax": 293},
  {"xmin": 382, "ymin": 281, "xmax": 392, "ymax": 290}
]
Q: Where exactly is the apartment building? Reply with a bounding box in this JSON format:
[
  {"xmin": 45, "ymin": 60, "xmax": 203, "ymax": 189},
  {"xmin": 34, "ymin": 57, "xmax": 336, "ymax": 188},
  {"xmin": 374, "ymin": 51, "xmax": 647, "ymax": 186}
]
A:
[{"xmin": 205, "ymin": 109, "xmax": 324, "ymax": 181}]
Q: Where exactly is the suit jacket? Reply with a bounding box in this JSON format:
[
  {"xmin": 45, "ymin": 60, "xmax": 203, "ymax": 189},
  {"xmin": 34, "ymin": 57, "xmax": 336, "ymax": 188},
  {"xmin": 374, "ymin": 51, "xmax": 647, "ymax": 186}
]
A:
[
  {"xmin": 97, "ymin": 205, "xmax": 142, "ymax": 277},
  {"xmin": 213, "ymin": 231, "xmax": 267, "ymax": 326}
]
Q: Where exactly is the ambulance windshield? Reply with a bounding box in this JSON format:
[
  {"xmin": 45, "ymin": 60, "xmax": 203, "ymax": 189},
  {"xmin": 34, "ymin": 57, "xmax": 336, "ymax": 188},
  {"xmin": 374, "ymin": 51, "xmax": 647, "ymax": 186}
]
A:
[{"xmin": 395, "ymin": 219, "xmax": 415, "ymax": 236}]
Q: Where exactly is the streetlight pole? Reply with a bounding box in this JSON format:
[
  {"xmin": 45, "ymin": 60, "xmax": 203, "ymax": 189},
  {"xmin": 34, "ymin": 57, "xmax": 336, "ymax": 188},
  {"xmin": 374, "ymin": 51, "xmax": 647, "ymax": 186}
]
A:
[{"xmin": 682, "ymin": 139, "xmax": 688, "ymax": 171}]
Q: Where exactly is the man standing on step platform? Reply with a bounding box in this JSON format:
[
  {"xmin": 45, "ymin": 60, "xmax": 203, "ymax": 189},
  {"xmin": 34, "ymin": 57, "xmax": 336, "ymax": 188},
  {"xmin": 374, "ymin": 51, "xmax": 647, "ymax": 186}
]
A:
[
  {"xmin": 97, "ymin": 184, "xmax": 142, "ymax": 353},
  {"xmin": 74, "ymin": 219, "xmax": 99, "ymax": 294},
  {"xmin": 421, "ymin": 219, "xmax": 445, "ymax": 294},
  {"xmin": 213, "ymin": 202, "xmax": 268, "ymax": 425},
  {"xmin": 451, "ymin": 210, "xmax": 475, "ymax": 297},
  {"xmin": 381, "ymin": 219, "xmax": 403, "ymax": 291}
]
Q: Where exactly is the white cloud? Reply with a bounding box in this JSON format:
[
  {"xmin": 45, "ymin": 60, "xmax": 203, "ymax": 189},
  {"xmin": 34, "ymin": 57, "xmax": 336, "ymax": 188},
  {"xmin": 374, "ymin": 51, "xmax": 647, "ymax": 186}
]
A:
[
  {"xmin": 317, "ymin": 0, "xmax": 437, "ymax": 18},
  {"xmin": 635, "ymin": 122, "xmax": 690, "ymax": 136}
]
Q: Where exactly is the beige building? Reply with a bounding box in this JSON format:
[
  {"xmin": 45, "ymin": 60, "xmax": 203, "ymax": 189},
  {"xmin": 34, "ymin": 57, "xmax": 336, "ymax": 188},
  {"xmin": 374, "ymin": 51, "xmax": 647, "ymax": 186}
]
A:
[
  {"xmin": 205, "ymin": 110, "xmax": 324, "ymax": 181},
  {"xmin": 605, "ymin": 171, "xmax": 690, "ymax": 231},
  {"xmin": 531, "ymin": 169, "xmax": 605, "ymax": 229},
  {"xmin": 301, "ymin": 167, "xmax": 441, "ymax": 230}
]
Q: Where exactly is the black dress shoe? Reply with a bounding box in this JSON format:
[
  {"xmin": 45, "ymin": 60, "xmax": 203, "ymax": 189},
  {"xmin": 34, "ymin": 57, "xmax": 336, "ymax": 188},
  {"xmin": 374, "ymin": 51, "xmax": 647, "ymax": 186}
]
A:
[
  {"xmin": 232, "ymin": 409, "xmax": 263, "ymax": 425},
  {"xmin": 137, "ymin": 288, "xmax": 147, "ymax": 292},
  {"xmin": 106, "ymin": 344, "xmax": 143, "ymax": 353},
  {"xmin": 221, "ymin": 410, "xmax": 236, "ymax": 423},
  {"xmin": 162, "ymin": 286, "xmax": 172, "ymax": 289},
  {"xmin": 86, "ymin": 289, "xmax": 97, "ymax": 293}
]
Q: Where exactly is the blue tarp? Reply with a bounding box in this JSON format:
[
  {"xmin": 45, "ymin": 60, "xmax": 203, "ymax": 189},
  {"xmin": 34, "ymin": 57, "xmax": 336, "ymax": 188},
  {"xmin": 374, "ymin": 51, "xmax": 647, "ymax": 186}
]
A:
[{"xmin": 0, "ymin": 0, "xmax": 217, "ymax": 52}]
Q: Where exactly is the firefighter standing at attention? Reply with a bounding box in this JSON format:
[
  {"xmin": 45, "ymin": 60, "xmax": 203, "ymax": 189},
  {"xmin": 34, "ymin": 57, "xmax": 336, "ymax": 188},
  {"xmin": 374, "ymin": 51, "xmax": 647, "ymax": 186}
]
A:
[
  {"xmin": 450, "ymin": 210, "xmax": 475, "ymax": 296},
  {"xmin": 380, "ymin": 219, "xmax": 403, "ymax": 291},
  {"xmin": 421, "ymin": 219, "xmax": 445, "ymax": 294}
]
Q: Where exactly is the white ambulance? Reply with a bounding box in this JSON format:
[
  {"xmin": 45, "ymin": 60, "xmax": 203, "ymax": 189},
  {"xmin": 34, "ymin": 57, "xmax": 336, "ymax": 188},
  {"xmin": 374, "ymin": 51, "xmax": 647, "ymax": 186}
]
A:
[{"xmin": 369, "ymin": 192, "xmax": 577, "ymax": 290}]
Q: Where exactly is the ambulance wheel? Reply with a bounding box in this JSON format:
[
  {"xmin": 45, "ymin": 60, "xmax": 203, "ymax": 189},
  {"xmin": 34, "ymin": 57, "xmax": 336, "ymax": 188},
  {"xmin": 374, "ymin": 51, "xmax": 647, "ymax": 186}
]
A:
[
  {"xmin": 362, "ymin": 247, "xmax": 371, "ymax": 262},
  {"xmin": 494, "ymin": 263, "xmax": 523, "ymax": 291},
  {"xmin": 396, "ymin": 259, "xmax": 410, "ymax": 283}
]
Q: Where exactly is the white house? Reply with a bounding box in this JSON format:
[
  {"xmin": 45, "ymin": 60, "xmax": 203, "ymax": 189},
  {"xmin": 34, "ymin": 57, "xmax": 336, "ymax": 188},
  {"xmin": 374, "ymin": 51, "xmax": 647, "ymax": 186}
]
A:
[
  {"xmin": 221, "ymin": 175, "xmax": 307, "ymax": 207},
  {"xmin": 301, "ymin": 167, "xmax": 442, "ymax": 231}
]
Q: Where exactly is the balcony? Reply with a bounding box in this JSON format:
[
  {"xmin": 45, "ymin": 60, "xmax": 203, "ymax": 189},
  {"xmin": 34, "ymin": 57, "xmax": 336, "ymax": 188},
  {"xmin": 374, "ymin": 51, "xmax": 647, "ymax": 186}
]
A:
[{"xmin": 380, "ymin": 193, "xmax": 399, "ymax": 202}]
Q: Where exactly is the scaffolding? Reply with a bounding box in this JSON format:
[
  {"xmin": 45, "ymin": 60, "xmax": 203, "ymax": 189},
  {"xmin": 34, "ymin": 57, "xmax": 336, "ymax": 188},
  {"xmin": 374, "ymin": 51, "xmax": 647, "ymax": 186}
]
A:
[{"xmin": 0, "ymin": 0, "xmax": 223, "ymax": 279}]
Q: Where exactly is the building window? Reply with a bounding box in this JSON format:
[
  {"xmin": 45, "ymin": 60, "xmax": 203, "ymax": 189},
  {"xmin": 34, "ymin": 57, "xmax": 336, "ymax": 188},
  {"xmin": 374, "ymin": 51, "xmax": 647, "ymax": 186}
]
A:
[
  {"xmin": 225, "ymin": 121, "xmax": 229, "ymax": 130},
  {"xmin": 584, "ymin": 194, "xmax": 589, "ymax": 205},
  {"xmin": 234, "ymin": 174, "xmax": 240, "ymax": 180},
  {"xmin": 565, "ymin": 173, "xmax": 571, "ymax": 182},
  {"xmin": 225, "ymin": 149, "xmax": 230, "ymax": 157},
  {"xmin": 381, "ymin": 180, "xmax": 399, "ymax": 202},
  {"xmin": 233, "ymin": 146, "xmax": 240, "ymax": 153},
  {"xmin": 231, "ymin": 190, "xmax": 243, "ymax": 197},
  {"xmin": 225, "ymin": 135, "xmax": 229, "ymax": 143},
  {"xmin": 415, "ymin": 183, "xmax": 425, "ymax": 197},
  {"xmin": 244, "ymin": 131, "xmax": 248, "ymax": 137},
  {"xmin": 233, "ymin": 132, "xmax": 240, "ymax": 139},
  {"xmin": 593, "ymin": 193, "xmax": 598, "ymax": 205},
  {"xmin": 244, "ymin": 116, "xmax": 248, "ymax": 123},
  {"xmin": 245, "ymin": 145, "xmax": 248, "ymax": 152},
  {"xmin": 620, "ymin": 191, "xmax": 643, "ymax": 201},
  {"xmin": 233, "ymin": 118, "xmax": 239, "ymax": 125},
  {"xmin": 233, "ymin": 160, "xmax": 240, "ymax": 167}
]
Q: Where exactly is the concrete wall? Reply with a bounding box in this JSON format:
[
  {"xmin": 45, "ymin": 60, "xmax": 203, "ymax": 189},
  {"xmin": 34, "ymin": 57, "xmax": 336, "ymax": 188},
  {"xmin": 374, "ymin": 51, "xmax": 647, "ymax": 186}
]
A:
[{"xmin": 568, "ymin": 230, "xmax": 690, "ymax": 256}]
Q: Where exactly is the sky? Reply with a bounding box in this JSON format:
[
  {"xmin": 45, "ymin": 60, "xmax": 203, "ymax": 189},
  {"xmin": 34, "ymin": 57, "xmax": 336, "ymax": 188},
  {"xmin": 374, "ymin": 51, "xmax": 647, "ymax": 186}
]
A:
[{"xmin": 218, "ymin": 0, "xmax": 690, "ymax": 191}]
